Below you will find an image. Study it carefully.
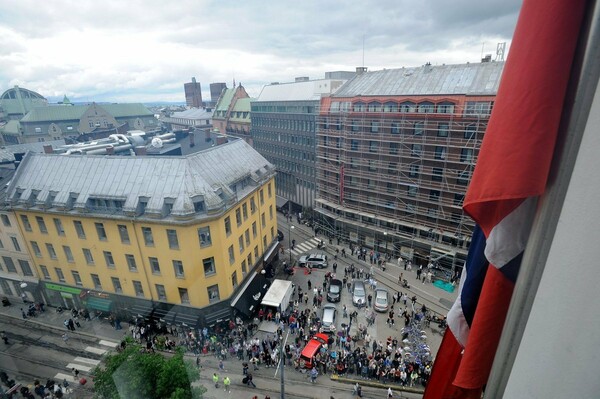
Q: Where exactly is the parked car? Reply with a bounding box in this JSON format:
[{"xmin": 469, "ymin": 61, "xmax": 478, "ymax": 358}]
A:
[
  {"xmin": 298, "ymin": 254, "xmax": 328, "ymax": 269},
  {"xmin": 352, "ymin": 280, "xmax": 366, "ymax": 307},
  {"xmin": 327, "ymin": 279, "xmax": 343, "ymax": 302},
  {"xmin": 300, "ymin": 333, "xmax": 331, "ymax": 369},
  {"xmin": 373, "ymin": 288, "xmax": 389, "ymax": 312},
  {"xmin": 321, "ymin": 304, "xmax": 337, "ymax": 333}
]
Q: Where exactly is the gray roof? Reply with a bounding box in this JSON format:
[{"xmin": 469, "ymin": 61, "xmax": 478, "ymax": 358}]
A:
[
  {"xmin": 256, "ymin": 79, "xmax": 346, "ymax": 102},
  {"xmin": 7, "ymin": 139, "xmax": 274, "ymax": 222},
  {"xmin": 20, "ymin": 103, "xmax": 153, "ymax": 123},
  {"xmin": 333, "ymin": 62, "xmax": 505, "ymax": 97},
  {"xmin": 0, "ymin": 140, "xmax": 66, "ymax": 163},
  {"xmin": 170, "ymin": 108, "xmax": 213, "ymax": 120}
]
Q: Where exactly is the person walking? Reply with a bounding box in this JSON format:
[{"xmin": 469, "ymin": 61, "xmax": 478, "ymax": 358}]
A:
[
  {"xmin": 212, "ymin": 372, "xmax": 219, "ymax": 388},
  {"xmin": 223, "ymin": 376, "xmax": 231, "ymax": 392},
  {"xmin": 387, "ymin": 387, "xmax": 394, "ymax": 398},
  {"xmin": 309, "ymin": 367, "xmax": 318, "ymax": 383},
  {"xmin": 246, "ymin": 372, "xmax": 256, "ymax": 388}
]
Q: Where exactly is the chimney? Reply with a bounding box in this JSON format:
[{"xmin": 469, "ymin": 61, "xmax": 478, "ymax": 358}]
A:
[
  {"xmin": 43, "ymin": 145, "xmax": 54, "ymax": 154},
  {"xmin": 189, "ymin": 132, "xmax": 195, "ymax": 147},
  {"xmin": 216, "ymin": 135, "xmax": 228, "ymax": 146},
  {"xmin": 134, "ymin": 146, "xmax": 147, "ymax": 156},
  {"xmin": 356, "ymin": 66, "xmax": 368, "ymax": 75},
  {"xmin": 205, "ymin": 130, "xmax": 211, "ymax": 141}
]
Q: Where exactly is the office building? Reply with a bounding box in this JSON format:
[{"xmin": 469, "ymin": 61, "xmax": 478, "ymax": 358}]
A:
[
  {"xmin": 209, "ymin": 83, "xmax": 227, "ymax": 106},
  {"xmin": 7, "ymin": 139, "xmax": 279, "ymax": 326},
  {"xmin": 315, "ymin": 62, "xmax": 504, "ymax": 270},
  {"xmin": 251, "ymin": 77, "xmax": 346, "ymax": 212},
  {"xmin": 184, "ymin": 77, "xmax": 203, "ymax": 108}
]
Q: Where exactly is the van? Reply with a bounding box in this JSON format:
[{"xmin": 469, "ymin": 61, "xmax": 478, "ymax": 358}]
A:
[
  {"xmin": 299, "ymin": 333, "xmax": 329, "ymax": 369},
  {"xmin": 352, "ymin": 280, "xmax": 366, "ymax": 307}
]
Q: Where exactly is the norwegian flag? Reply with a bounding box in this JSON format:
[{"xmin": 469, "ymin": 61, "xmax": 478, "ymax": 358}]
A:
[{"xmin": 423, "ymin": 0, "xmax": 587, "ymax": 397}]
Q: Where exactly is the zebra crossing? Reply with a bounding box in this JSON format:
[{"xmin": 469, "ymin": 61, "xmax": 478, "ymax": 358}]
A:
[
  {"xmin": 290, "ymin": 237, "xmax": 322, "ymax": 256},
  {"xmin": 54, "ymin": 339, "xmax": 119, "ymax": 383}
]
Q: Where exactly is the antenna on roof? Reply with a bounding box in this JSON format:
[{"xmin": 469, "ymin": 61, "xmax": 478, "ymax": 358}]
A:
[{"xmin": 362, "ymin": 35, "xmax": 365, "ymax": 67}]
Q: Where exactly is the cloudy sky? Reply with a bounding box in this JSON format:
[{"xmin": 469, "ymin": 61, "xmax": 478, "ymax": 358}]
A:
[{"xmin": 0, "ymin": 0, "xmax": 522, "ymax": 104}]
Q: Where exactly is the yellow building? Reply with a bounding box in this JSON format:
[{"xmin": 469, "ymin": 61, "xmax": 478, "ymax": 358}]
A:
[{"xmin": 6, "ymin": 139, "xmax": 279, "ymax": 326}]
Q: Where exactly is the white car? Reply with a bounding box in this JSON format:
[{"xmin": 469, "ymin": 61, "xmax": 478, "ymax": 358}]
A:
[
  {"xmin": 298, "ymin": 254, "xmax": 328, "ymax": 269},
  {"xmin": 321, "ymin": 304, "xmax": 337, "ymax": 333},
  {"xmin": 373, "ymin": 288, "xmax": 389, "ymax": 312}
]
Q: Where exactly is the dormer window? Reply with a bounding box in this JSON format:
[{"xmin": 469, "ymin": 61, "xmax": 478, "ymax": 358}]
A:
[
  {"xmin": 66, "ymin": 193, "xmax": 78, "ymax": 209},
  {"xmin": 163, "ymin": 198, "xmax": 175, "ymax": 216},
  {"xmin": 192, "ymin": 195, "xmax": 205, "ymax": 213},
  {"xmin": 137, "ymin": 197, "xmax": 149, "ymax": 215}
]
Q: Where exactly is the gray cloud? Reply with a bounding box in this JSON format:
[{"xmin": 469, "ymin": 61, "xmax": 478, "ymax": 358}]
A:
[{"xmin": 0, "ymin": 0, "xmax": 521, "ymax": 102}]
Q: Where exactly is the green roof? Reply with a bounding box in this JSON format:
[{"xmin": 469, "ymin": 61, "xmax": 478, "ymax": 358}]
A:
[
  {"xmin": 20, "ymin": 103, "xmax": 153, "ymax": 123},
  {"xmin": 0, "ymin": 120, "xmax": 21, "ymax": 135},
  {"xmin": 229, "ymin": 98, "xmax": 254, "ymax": 122},
  {"xmin": 215, "ymin": 88, "xmax": 235, "ymax": 112}
]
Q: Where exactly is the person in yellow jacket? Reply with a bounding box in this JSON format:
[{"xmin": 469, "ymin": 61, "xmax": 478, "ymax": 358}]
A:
[
  {"xmin": 212, "ymin": 372, "xmax": 219, "ymax": 388},
  {"xmin": 223, "ymin": 376, "xmax": 231, "ymax": 392}
]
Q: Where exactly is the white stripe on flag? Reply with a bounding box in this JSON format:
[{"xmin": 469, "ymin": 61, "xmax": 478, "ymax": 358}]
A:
[
  {"xmin": 447, "ymin": 267, "xmax": 472, "ymax": 347},
  {"xmin": 485, "ymin": 197, "xmax": 537, "ymax": 268}
]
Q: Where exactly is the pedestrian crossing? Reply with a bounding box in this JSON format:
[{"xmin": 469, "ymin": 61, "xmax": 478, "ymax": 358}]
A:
[
  {"xmin": 290, "ymin": 237, "xmax": 322, "ymax": 256},
  {"xmin": 54, "ymin": 338, "xmax": 119, "ymax": 383}
]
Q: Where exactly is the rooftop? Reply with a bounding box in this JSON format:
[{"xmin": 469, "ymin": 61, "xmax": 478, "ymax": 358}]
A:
[
  {"xmin": 256, "ymin": 79, "xmax": 346, "ymax": 102},
  {"xmin": 7, "ymin": 139, "xmax": 274, "ymax": 222},
  {"xmin": 170, "ymin": 108, "xmax": 213, "ymax": 120},
  {"xmin": 333, "ymin": 62, "xmax": 505, "ymax": 98},
  {"xmin": 20, "ymin": 103, "xmax": 153, "ymax": 123},
  {"xmin": 0, "ymin": 139, "xmax": 66, "ymax": 163}
]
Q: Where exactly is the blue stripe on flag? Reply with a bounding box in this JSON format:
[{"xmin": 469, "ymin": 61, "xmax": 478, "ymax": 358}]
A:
[{"xmin": 461, "ymin": 226, "xmax": 489, "ymax": 326}]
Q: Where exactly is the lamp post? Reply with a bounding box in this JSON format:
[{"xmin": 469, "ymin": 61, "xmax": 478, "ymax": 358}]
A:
[
  {"xmin": 289, "ymin": 225, "xmax": 295, "ymax": 264},
  {"xmin": 384, "ymin": 231, "xmax": 388, "ymax": 255}
]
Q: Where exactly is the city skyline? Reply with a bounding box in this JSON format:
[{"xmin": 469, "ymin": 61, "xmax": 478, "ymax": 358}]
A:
[{"xmin": 0, "ymin": 0, "xmax": 521, "ymax": 103}]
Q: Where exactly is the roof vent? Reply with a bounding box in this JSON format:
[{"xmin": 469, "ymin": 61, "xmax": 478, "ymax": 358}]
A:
[{"xmin": 355, "ymin": 67, "xmax": 368, "ymax": 75}]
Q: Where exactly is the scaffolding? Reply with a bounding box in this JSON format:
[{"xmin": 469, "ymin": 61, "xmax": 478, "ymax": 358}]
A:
[{"xmin": 314, "ymin": 100, "xmax": 492, "ymax": 271}]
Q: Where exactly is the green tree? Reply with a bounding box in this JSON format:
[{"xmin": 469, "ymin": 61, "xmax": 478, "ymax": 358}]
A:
[{"xmin": 93, "ymin": 341, "xmax": 205, "ymax": 399}]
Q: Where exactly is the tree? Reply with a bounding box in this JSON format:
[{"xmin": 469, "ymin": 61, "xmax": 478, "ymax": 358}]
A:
[{"xmin": 93, "ymin": 340, "xmax": 206, "ymax": 399}]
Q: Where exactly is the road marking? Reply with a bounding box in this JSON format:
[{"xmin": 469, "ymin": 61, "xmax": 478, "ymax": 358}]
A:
[
  {"xmin": 73, "ymin": 357, "xmax": 101, "ymax": 366},
  {"xmin": 54, "ymin": 373, "xmax": 76, "ymax": 383},
  {"xmin": 66, "ymin": 363, "xmax": 92, "ymax": 372},
  {"xmin": 99, "ymin": 339, "xmax": 119, "ymax": 348},
  {"xmin": 85, "ymin": 346, "xmax": 107, "ymax": 355}
]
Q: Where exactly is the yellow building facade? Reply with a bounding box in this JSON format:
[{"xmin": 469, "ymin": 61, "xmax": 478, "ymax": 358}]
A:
[{"xmin": 7, "ymin": 140, "xmax": 278, "ymax": 326}]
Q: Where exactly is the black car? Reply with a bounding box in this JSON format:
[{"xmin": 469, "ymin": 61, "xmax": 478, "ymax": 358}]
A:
[{"xmin": 327, "ymin": 279, "xmax": 343, "ymax": 302}]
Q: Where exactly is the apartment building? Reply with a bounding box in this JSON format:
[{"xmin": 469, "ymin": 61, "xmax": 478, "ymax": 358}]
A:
[
  {"xmin": 6, "ymin": 139, "xmax": 278, "ymax": 326},
  {"xmin": 315, "ymin": 62, "xmax": 504, "ymax": 270}
]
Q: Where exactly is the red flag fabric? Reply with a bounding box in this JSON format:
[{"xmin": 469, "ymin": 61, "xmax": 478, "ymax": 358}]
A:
[{"xmin": 424, "ymin": 0, "xmax": 586, "ymax": 397}]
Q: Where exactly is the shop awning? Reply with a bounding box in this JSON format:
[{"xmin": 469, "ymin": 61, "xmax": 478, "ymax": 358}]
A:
[
  {"xmin": 276, "ymin": 195, "xmax": 289, "ymax": 210},
  {"xmin": 263, "ymin": 241, "xmax": 281, "ymax": 264},
  {"xmin": 86, "ymin": 297, "xmax": 112, "ymax": 312},
  {"xmin": 231, "ymin": 272, "xmax": 271, "ymax": 318}
]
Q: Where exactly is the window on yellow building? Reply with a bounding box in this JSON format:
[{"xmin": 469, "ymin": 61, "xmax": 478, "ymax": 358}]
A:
[
  {"xmin": 83, "ymin": 248, "xmax": 94, "ymax": 265},
  {"xmin": 63, "ymin": 245, "xmax": 74, "ymax": 263},
  {"xmin": 40, "ymin": 265, "xmax": 50, "ymax": 280},
  {"xmin": 156, "ymin": 284, "xmax": 167, "ymax": 301},
  {"xmin": 260, "ymin": 189, "xmax": 264, "ymax": 205},
  {"xmin": 268, "ymin": 182, "xmax": 272, "ymax": 198},
  {"xmin": 118, "ymin": 225, "xmax": 130, "ymax": 244},
  {"xmin": 254, "ymin": 246, "xmax": 258, "ymax": 259},
  {"xmin": 173, "ymin": 260, "xmax": 184, "ymax": 278},
  {"xmin": 238, "ymin": 236, "xmax": 244, "ymax": 254},
  {"xmin": 104, "ymin": 251, "xmax": 115, "ymax": 268},
  {"xmin": 269, "ymin": 205, "xmax": 273, "ymax": 220},
  {"xmin": 242, "ymin": 203, "xmax": 248, "ymax": 221},
  {"xmin": 31, "ymin": 241, "xmax": 42, "ymax": 257},
  {"xmin": 1, "ymin": 214, "xmax": 10, "ymax": 227},
  {"xmin": 95, "ymin": 222, "xmax": 107, "ymax": 241},
  {"xmin": 46, "ymin": 243, "xmax": 57, "ymax": 259},
  {"xmin": 232, "ymin": 271, "xmax": 238, "ymax": 289},
  {"xmin": 203, "ymin": 257, "xmax": 216, "ymax": 276},
  {"xmin": 111, "ymin": 277, "xmax": 122, "ymax": 293},
  {"xmin": 271, "ymin": 227, "xmax": 274, "ymax": 240},
  {"xmin": 10, "ymin": 237, "xmax": 20, "ymax": 252},
  {"xmin": 178, "ymin": 287, "xmax": 189, "ymax": 304},
  {"xmin": 36, "ymin": 216, "xmax": 48, "ymax": 234},
  {"xmin": 252, "ymin": 222, "xmax": 257, "ymax": 238},
  {"xmin": 228, "ymin": 245, "xmax": 235, "ymax": 264},
  {"xmin": 241, "ymin": 260, "xmax": 247, "ymax": 277},
  {"xmin": 261, "ymin": 213, "xmax": 266, "ymax": 228},
  {"xmin": 53, "ymin": 218, "xmax": 65, "ymax": 236},
  {"xmin": 250, "ymin": 198, "xmax": 256, "ymax": 214},
  {"xmin": 207, "ymin": 284, "xmax": 220, "ymax": 303},
  {"xmin": 198, "ymin": 226, "xmax": 211, "ymax": 247},
  {"xmin": 167, "ymin": 229, "xmax": 179, "ymax": 249},
  {"xmin": 55, "ymin": 267, "xmax": 65, "ymax": 282},
  {"xmin": 21, "ymin": 215, "xmax": 32, "ymax": 232},
  {"xmin": 126, "ymin": 254, "xmax": 137, "ymax": 272},
  {"xmin": 245, "ymin": 229, "xmax": 250, "ymax": 246},
  {"xmin": 142, "ymin": 227, "xmax": 154, "ymax": 246},
  {"xmin": 2, "ymin": 256, "xmax": 16, "ymax": 273},
  {"xmin": 72, "ymin": 271, "xmax": 82, "ymax": 286},
  {"xmin": 133, "ymin": 280, "xmax": 144, "ymax": 297},
  {"xmin": 91, "ymin": 274, "xmax": 102, "ymax": 290},
  {"xmin": 224, "ymin": 217, "xmax": 232, "ymax": 236},
  {"xmin": 149, "ymin": 257, "xmax": 160, "ymax": 275},
  {"xmin": 235, "ymin": 208, "xmax": 242, "ymax": 226},
  {"xmin": 74, "ymin": 220, "xmax": 86, "ymax": 239}
]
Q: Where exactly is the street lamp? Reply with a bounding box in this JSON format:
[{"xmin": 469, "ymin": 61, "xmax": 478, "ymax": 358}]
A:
[
  {"xmin": 383, "ymin": 231, "xmax": 388, "ymax": 255},
  {"xmin": 289, "ymin": 225, "xmax": 295, "ymax": 264}
]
